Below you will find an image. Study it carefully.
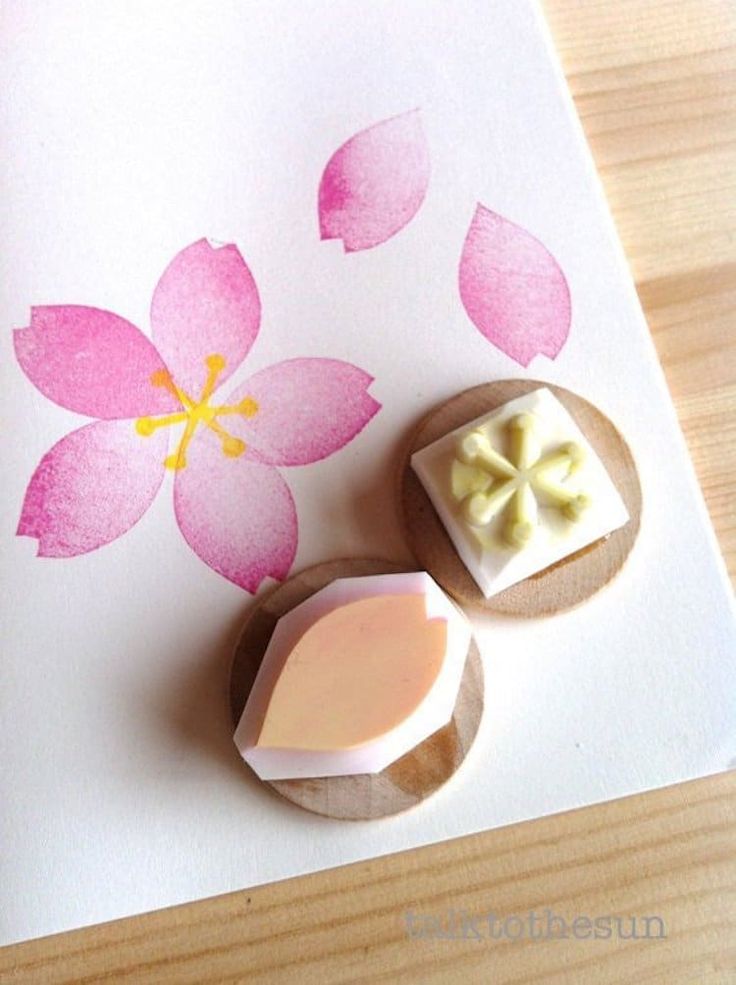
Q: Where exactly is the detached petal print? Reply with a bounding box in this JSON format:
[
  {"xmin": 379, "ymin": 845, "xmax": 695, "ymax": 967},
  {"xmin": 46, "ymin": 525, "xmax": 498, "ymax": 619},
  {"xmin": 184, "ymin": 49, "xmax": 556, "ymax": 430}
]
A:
[
  {"xmin": 458, "ymin": 204, "xmax": 571, "ymax": 367},
  {"xmin": 225, "ymin": 358, "xmax": 380, "ymax": 466},
  {"xmin": 18, "ymin": 420, "xmax": 167, "ymax": 557},
  {"xmin": 318, "ymin": 109, "xmax": 430, "ymax": 252},
  {"xmin": 174, "ymin": 433, "xmax": 297, "ymax": 593},
  {"xmin": 15, "ymin": 241, "xmax": 381, "ymax": 592}
]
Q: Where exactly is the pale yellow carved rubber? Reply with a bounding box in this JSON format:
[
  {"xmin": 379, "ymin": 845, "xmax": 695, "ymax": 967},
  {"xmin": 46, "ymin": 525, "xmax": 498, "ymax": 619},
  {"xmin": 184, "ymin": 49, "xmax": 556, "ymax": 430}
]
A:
[{"xmin": 451, "ymin": 412, "xmax": 592, "ymax": 550}]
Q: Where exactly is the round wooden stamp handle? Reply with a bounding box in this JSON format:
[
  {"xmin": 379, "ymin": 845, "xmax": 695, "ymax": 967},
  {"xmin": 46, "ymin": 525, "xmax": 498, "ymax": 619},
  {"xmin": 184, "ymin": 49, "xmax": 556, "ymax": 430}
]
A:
[
  {"xmin": 230, "ymin": 558, "xmax": 485, "ymax": 820},
  {"xmin": 399, "ymin": 380, "xmax": 642, "ymax": 617}
]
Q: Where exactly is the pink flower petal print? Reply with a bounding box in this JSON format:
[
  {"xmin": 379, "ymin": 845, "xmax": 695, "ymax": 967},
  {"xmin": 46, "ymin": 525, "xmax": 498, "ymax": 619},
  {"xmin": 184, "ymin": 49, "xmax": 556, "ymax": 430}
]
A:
[
  {"xmin": 14, "ymin": 306, "xmax": 179, "ymax": 419},
  {"xmin": 150, "ymin": 239, "xmax": 261, "ymax": 397},
  {"xmin": 224, "ymin": 358, "xmax": 380, "ymax": 466},
  {"xmin": 458, "ymin": 204, "xmax": 571, "ymax": 367},
  {"xmin": 174, "ymin": 433, "xmax": 297, "ymax": 593},
  {"xmin": 18, "ymin": 420, "xmax": 168, "ymax": 557},
  {"xmin": 318, "ymin": 109, "xmax": 430, "ymax": 252},
  {"xmin": 14, "ymin": 239, "xmax": 382, "ymax": 592}
]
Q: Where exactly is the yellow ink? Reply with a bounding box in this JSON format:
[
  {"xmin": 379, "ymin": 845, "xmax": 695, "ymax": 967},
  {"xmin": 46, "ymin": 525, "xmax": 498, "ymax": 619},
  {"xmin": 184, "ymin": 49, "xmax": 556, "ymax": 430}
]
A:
[
  {"xmin": 451, "ymin": 412, "xmax": 591, "ymax": 550},
  {"xmin": 135, "ymin": 354, "xmax": 258, "ymax": 469}
]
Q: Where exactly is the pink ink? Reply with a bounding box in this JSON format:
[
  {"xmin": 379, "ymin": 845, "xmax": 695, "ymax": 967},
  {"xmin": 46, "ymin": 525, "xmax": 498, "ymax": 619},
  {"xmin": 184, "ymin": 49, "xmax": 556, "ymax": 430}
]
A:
[
  {"xmin": 14, "ymin": 241, "xmax": 381, "ymax": 592},
  {"xmin": 225, "ymin": 358, "xmax": 380, "ymax": 466},
  {"xmin": 318, "ymin": 109, "xmax": 430, "ymax": 252},
  {"xmin": 18, "ymin": 420, "xmax": 168, "ymax": 557},
  {"xmin": 458, "ymin": 204, "xmax": 571, "ymax": 367},
  {"xmin": 14, "ymin": 306, "xmax": 177, "ymax": 419},
  {"xmin": 151, "ymin": 239, "xmax": 260, "ymax": 397},
  {"xmin": 174, "ymin": 437, "xmax": 298, "ymax": 594}
]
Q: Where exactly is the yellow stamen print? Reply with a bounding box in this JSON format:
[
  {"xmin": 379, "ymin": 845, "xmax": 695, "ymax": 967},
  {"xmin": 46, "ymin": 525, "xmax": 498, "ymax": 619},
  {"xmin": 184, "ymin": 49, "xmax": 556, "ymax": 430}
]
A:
[
  {"xmin": 201, "ymin": 354, "xmax": 226, "ymax": 401},
  {"xmin": 150, "ymin": 368, "xmax": 193, "ymax": 409},
  {"xmin": 135, "ymin": 412, "xmax": 188, "ymax": 436},
  {"xmin": 207, "ymin": 419, "xmax": 247, "ymax": 458},
  {"xmin": 135, "ymin": 354, "xmax": 259, "ymax": 470},
  {"xmin": 451, "ymin": 412, "xmax": 591, "ymax": 550},
  {"xmin": 164, "ymin": 415, "xmax": 198, "ymax": 471}
]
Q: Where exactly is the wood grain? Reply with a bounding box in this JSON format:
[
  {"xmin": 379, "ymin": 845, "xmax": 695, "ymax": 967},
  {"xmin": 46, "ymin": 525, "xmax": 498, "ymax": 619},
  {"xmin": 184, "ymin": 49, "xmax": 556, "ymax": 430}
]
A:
[
  {"xmin": 400, "ymin": 380, "xmax": 642, "ymax": 617},
  {"xmin": 229, "ymin": 558, "xmax": 484, "ymax": 820},
  {"xmin": 1, "ymin": 1, "xmax": 734, "ymax": 982}
]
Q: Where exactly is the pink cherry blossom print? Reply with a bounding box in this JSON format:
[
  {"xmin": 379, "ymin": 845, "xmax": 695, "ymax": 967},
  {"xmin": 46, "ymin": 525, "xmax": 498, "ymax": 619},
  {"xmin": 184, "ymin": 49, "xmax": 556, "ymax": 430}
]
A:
[
  {"xmin": 150, "ymin": 239, "xmax": 261, "ymax": 397},
  {"xmin": 17, "ymin": 420, "xmax": 168, "ymax": 557},
  {"xmin": 458, "ymin": 204, "xmax": 571, "ymax": 367},
  {"xmin": 318, "ymin": 109, "xmax": 430, "ymax": 252},
  {"xmin": 14, "ymin": 306, "xmax": 178, "ymax": 419},
  {"xmin": 174, "ymin": 433, "xmax": 297, "ymax": 593},
  {"xmin": 15, "ymin": 241, "xmax": 381, "ymax": 592},
  {"xmin": 224, "ymin": 358, "xmax": 380, "ymax": 466}
]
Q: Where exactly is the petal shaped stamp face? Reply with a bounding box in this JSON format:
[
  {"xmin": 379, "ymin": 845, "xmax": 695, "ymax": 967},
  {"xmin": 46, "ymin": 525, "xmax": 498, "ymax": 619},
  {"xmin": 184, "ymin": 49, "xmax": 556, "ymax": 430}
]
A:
[
  {"xmin": 259, "ymin": 594, "xmax": 447, "ymax": 750},
  {"xmin": 411, "ymin": 388, "xmax": 630, "ymax": 599},
  {"xmin": 234, "ymin": 572, "xmax": 472, "ymax": 780}
]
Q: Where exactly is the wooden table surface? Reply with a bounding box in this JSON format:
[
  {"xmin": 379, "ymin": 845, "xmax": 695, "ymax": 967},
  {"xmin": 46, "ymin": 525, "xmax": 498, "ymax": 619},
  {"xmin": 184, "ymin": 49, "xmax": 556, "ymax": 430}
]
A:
[{"xmin": 2, "ymin": 2, "xmax": 735, "ymax": 982}]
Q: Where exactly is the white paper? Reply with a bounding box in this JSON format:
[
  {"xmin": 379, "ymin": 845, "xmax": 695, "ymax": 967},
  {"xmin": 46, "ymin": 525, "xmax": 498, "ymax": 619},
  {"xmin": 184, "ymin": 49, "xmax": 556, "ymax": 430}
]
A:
[{"xmin": 1, "ymin": 0, "xmax": 734, "ymax": 946}]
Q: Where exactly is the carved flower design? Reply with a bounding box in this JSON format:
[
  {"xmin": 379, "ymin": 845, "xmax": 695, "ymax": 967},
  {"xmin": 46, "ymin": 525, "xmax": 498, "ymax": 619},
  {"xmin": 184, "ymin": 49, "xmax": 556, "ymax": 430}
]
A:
[{"xmin": 451, "ymin": 412, "xmax": 591, "ymax": 549}]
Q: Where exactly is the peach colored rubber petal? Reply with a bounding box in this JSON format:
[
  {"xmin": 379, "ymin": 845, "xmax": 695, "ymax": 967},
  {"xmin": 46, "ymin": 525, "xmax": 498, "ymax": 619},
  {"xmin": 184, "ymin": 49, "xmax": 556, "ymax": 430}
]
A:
[
  {"xmin": 318, "ymin": 109, "xmax": 430, "ymax": 252},
  {"xmin": 17, "ymin": 420, "xmax": 168, "ymax": 557},
  {"xmin": 13, "ymin": 306, "xmax": 179, "ymax": 419},
  {"xmin": 150, "ymin": 239, "xmax": 261, "ymax": 397},
  {"xmin": 235, "ymin": 572, "xmax": 472, "ymax": 780},
  {"xmin": 258, "ymin": 595, "xmax": 447, "ymax": 750},
  {"xmin": 174, "ymin": 432, "xmax": 297, "ymax": 593},
  {"xmin": 458, "ymin": 204, "xmax": 571, "ymax": 367},
  {"xmin": 225, "ymin": 358, "xmax": 381, "ymax": 466}
]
